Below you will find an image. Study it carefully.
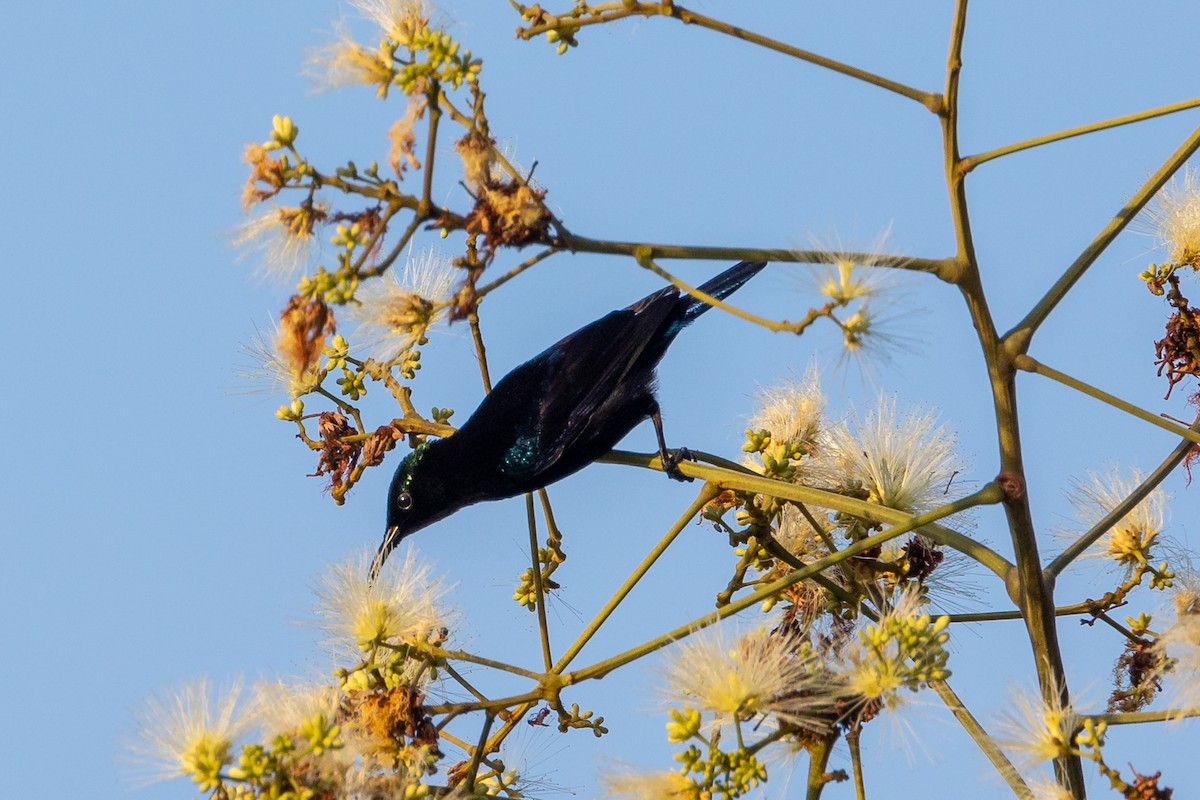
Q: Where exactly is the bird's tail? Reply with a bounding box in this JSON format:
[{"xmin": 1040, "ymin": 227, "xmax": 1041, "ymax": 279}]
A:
[{"xmin": 679, "ymin": 260, "xmax": 767, "ymax": 326}]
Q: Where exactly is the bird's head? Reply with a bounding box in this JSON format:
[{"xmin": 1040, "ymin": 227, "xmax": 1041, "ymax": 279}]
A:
[{"xmin": 372, "ymin": 443, "xmax": 451, "ymax": 579}]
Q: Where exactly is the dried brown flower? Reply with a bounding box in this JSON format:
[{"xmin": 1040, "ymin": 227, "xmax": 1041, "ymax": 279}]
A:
[
  {"xmin": 1128, "ymin": 769, "xmax": 1173, "ymax": 800},
  {"xmin": 902, "ymin": 536, "xmax": 944, "ymax": 583},
  {"xmin": 388, "ymin": 95, "xmax": 427, "ymax": 176},
  {"xmin": 455, "ymin": 129, "xmax": 496, "ymax": 189},
  {"xmin": 350, "ymin": 685, "xmax": 440, "ymax": 758},
  {"xmin": 312, "ymin": 411, "xmax": 361, "ymax": 495},
  {"xmin": 242, "ymin": 143, "xmax": 288, "ymax": 210},
  {"xmin": 465, "ymin": 180, "xmax": 552, "ymax": 261},
  {"xmin": 1108, "ymin": 638, "xmax": 1163, "ymax": 713},
  {"xmin": 362, "ymin": 424, "xmax": 402, "ymax": 467},
  {"xmin": 278, "ymin": 295, "xmax": 336, "ymax": 380},
  {"xmin": 1154, "ymin": 277, "xmax": 1200, "ymax": 399}
]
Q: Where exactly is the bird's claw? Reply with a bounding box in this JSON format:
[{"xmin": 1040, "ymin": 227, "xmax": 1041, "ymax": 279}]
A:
[{"xmin": 662, "ymin": 447, "xmax": 695, "ymax": 482}]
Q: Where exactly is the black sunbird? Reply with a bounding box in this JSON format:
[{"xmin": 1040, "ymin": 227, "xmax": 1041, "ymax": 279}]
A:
[{"xmin": 372, "ymin": 260, "xmax": 767, "ymax": 577}]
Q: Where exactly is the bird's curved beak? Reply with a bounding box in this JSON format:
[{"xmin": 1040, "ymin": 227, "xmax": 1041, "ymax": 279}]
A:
[{"xmin": 369, "ymin": 525, "xmax": 402, "ymax": 581}]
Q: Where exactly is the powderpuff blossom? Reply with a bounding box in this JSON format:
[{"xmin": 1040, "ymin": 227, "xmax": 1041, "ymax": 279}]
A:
[
  {"xmin": 820, "ymin": 395, "xmax": 967, "ymax": 514},
  {"xmin": 238, "ymin": 322, "xmax": 323, "ymax": 399},
  {"xmin": 129, "ymin": 679, "xmax": 247, "ymax": 790},
  {"xmin": 743, "ymin": 365, "xmax": 827, "ymax": 480},
  {"xmin": 806, "ymin": 226, "xmax": 914, "ymax": 370},
  {"xmin": 251, "ymin": 680, "xmax": 344, "ymax": 743},
  {"xmin": 309, "ymin": 26, "xmax": 396, "ymax": 94},
  {"xmin": 1145, "ymin": 167, "xmax": 1200, "ymax": 266},
  {"xmin": 601, "ymin": 769, "xmax": 696, "ymax": 800},
  {"xmin": 351, "ymin": 249, "xmax": 456, "ymax": 357},
  {"xmin": 662, "ymin": 626, "xmax": 832, "ymax": 734},
  {"xmin": 809, "ymin": 225, "xmax": 898, "ymax": 307},
  {"xmin": 351, "ymin": 0, "xmax": 431, "ymax": 44},
  {"xmin": 315, "ymin": 547, "xmax": 453, "ymax": 655},
  {"xmin": 1064, "ymin": 467, "xmax": 1167, "ymax": 568},
  {"xmin": 1025, "ymin": 773, "xmax": 1077, "ymax": 800},
  {"xmin": 995, "ymin": 685, "xmax": 1081, "ymax": 768},
  {"xmin": 836, "ymin": 587, "xmax": 950, "ymax": 711},
  {"xmin": 233, "ymin": 203, "xmax": 327, "ymax": 282}
]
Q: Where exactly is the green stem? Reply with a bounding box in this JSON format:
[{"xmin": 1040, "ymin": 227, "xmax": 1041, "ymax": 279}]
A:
[
  {"xmin": 949, "ymin": 601, "xmax": 1103, "ymax": 623},
  {"xmin": 551, "ymin": 483, "xmax": 721, "ymax": 672},
  {"xmin": 600, "ymin": 450, "xmax": 1014, "ymax": 581},
  {"xmin": 942, "ymin": 2, "xmax": 1086, "ymax": 794},
  {"xmin": 930, "ymin": 679, "xmax": 1032, "ymax": 799},
  {"xmin": 559, "ymin": 235, "xmax": 950, "ymax": 276},
  {"xmin": 1093, "ymin": 611, "xmax": 1143, "ymax": 644},
  {"xmin": 759, "ymin": 537, "xmax": 877, "ymax": 622},
  {"xmin": 1092, "ymin": 707, "xmax": 1200, "ymax": 725},
  {"xmin": 462, "ymin": 711, "xmax": 494, "ymax": 791},
  {"xmin": 847, "ymin": 726, "xmax": 866, "ymax": 800},
  {"xmin": 314, "ymin": 387, "xmax": 363, "ymax": 432},
  {"xmin": 476, "ymin": 247, "xmax": 559, "ymax": 297},
  {"xmin": 357, "ymin": 213, "xmax": 423, "ymax": 279},
  {"xmin": 1006, "ymin": 122, "xmax": 1200, "ymax": 343},
  {"xmin": 441, "ymin": 662, "xmax": 489, "ymax": 704},
  {"xmin": 638, "ymin": 253, "xmax": 837, "ymax": 334},
  {"xmin": 526, "ymin": 492, "xmax": 554, "ymax": 671},
  {"xmin": 570, "ymin": 485, "xmax": 999, "ymax": 682},
  {"xmin": 1016, "ymin": 355, "xmax": 1200, "ymax": 447},
  {"xmin": 963, "ymin": 96, "xmax": 1200, "ymax": 171},
  {"xmin": 668, "ymin": 4, "xmax": 940, "ymax": 108},
  {"xmin": 805, "ymin": 734, "xmax": 837, "ymax": 800},
  {"xmin": 515, "ymin": 3, "xmax": 939, "ymax": 109},
  {"xmin": 420, "ymin": 81, "xmax": 440, "ymax": 215},
  {"xmin": 423, "ymin": 646, "xmax": 546, "ymax": 682},
  {"xmin": 349, "ymin": 202, "xmax": 402, "ymax": 276},
  {"xmin": 467, "ymin": 309, "xmax": 493, "ymax": 392},
  {"xmin": 425, "ymin": 689, "xmax": 546, "ymax": 716}
]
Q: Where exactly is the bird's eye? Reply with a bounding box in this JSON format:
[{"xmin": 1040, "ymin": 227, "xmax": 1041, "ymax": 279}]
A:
[{"xmin": 396, "ymin": 491, "xmax": 413, "ymax": 511}]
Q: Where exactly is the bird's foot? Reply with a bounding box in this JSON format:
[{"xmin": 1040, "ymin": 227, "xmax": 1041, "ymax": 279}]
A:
[{"xmin": 662, "ymin": 447, "xmax": 695, "ymax": 482}]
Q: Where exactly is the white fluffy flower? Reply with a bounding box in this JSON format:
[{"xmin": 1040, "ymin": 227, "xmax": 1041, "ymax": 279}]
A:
[
  {"xmin": 233, "ymin": 204, "xmax": 326, "ymax": 282},
  {"xmin": 1063, "ymin": 467, "xmax": 1167, "ymax": 567},
  {"xmin": 351, "ymin": 248, "xmax": 456, "ymax": 356},
  {"xmin": 1145, "ymin": 166, "xmax": 1200, "ymax": 264},
  {"xmin": 820, "ymin": 395, "xmax": 966, "ymax": 514},
  {"xmin": 995, "ymin": 685, "xmax": 1080, "ymax": 768},
  {"xmin": 662, "ymin": 626, "xmax": 832, "ymax": 733},
  {"xmin": 744, "ymin": 365, "xmax": 827, "ymax": 477},
  {"xmin": 315, "ymin": 547, "xmax": 453, "ymax": 654},
  {"xmin": 129, "ymin": 679, "xmax": 247, "ymax": 788}
]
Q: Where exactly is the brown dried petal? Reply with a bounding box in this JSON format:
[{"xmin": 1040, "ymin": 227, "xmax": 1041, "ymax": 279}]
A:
[
  {"xmin": 455, "ymin": 129, "xmax": 496, "ymax": 188},
  {"xmin": 351, "ymin": 685, "xmax": 441, "ymax": 758},
  {"xmin": 311, "ymin": 411, "xmax": 361, "ymax": 492},
  {"xmin": 1129, "ymin": 769, "xmax": 1173, "ymax": 800},
  {"xmin": 1155, "ymin": 305, "xmax": 1200, "ymax": 399},
  {"xmin": 388, "ymin": 95, "xmax": 427, "ymax": 176},
  {"xmin": 901, "ymin": 536, "xmax": 944, "ymax": 583},
  {"xmin": 361, "ymin": 424, "xmax": 402, "ymax": 467},
  {"xmin": 242, "ymin": 143, "xmax": 287, "ymax": 210},
  {"xmin": 464, "ymin": 180, "xmax": 552, "ymax": 262},
  {"xmin": 1108, "ymin": 638, "xmax": 1164, "ymax": 713},
  {"xmin": 279, "ymin": 295, "xmax": 336, "ymax": 378}
]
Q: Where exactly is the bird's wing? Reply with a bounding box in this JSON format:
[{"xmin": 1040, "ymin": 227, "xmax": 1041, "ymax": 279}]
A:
[{"xmin": 517, "ymin": 289, "xmax": 680, "ymax": 474}]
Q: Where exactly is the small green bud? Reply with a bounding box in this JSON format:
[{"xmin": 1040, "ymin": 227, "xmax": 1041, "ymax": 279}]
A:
[
  {"xmin": 666, "ymin": 707, "xmax": 702, "ymax": 742},
  {"xmin": 270, "ymin": 114, "xmax": 298, "ymax": 146}
]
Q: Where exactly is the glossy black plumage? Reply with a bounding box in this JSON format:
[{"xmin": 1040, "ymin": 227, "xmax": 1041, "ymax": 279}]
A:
[{"xmin": 372, "ymin": 260, "xmax": 766, "ymax": 577}]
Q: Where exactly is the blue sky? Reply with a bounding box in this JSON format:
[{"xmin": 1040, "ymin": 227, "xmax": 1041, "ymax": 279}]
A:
[{"xmin": 3, "ymin": 2, "xmax": 1200, "ymax": 798}]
